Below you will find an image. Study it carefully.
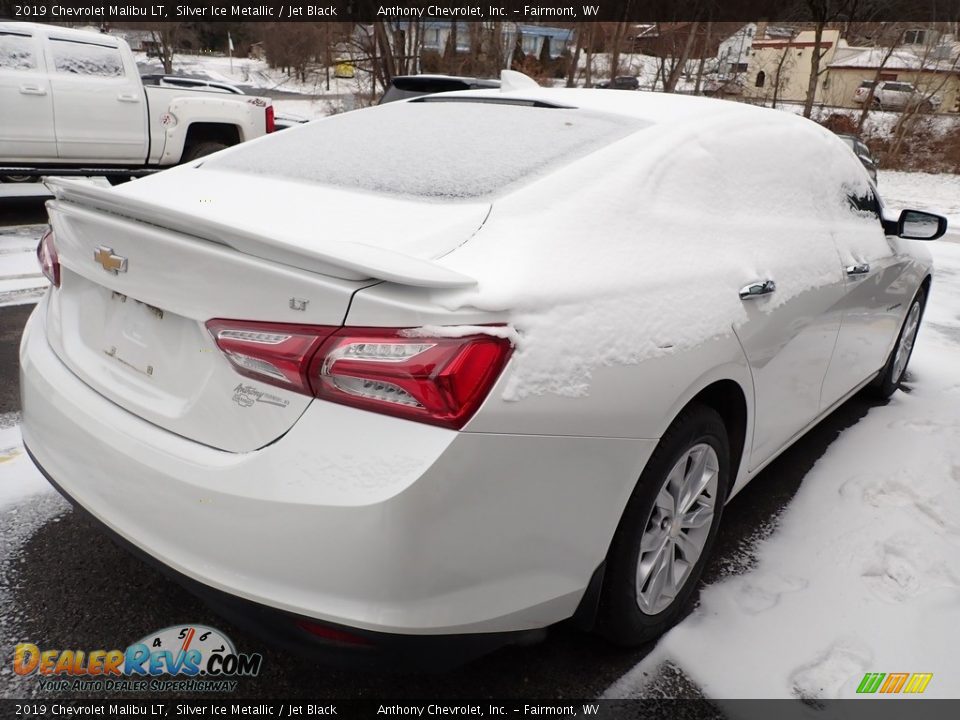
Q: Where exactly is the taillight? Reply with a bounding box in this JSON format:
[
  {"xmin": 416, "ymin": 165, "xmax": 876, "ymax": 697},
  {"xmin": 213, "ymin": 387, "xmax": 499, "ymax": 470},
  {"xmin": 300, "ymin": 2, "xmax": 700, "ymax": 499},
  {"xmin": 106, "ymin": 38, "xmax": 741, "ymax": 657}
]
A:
[
  {"xmin": 312, "ymin": 328, "xmax": 513, "ymax": 429},
  {"xmin": 207, "ymin": 319, "xmax": 334, "ymax": 394},
  {"xmin": 206, "ymin": 321, "xmax": 512, "ymax": 429},
  {"xmin": 37, "ymin": 228, "xmax": 60, "ymax": 288},
  {"xmin": 265, "ymin": 105, "xmax": 275, "ymax": 133}
]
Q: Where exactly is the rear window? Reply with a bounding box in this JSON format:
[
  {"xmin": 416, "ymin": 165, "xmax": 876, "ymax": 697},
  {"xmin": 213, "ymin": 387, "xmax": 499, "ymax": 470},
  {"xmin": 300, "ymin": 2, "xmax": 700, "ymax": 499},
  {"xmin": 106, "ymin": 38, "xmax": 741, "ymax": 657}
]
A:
[{"xmin": 204, "ymin": 101, "xmax": 647, "ymax": 200}]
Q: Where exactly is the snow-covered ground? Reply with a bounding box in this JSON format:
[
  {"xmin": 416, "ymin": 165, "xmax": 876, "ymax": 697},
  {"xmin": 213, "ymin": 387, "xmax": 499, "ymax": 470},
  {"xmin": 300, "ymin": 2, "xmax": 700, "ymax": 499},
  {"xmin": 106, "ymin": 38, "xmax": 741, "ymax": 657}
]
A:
[{"xmin": 0, "ymin": 224, "xmax": 47, "ymax": 307}]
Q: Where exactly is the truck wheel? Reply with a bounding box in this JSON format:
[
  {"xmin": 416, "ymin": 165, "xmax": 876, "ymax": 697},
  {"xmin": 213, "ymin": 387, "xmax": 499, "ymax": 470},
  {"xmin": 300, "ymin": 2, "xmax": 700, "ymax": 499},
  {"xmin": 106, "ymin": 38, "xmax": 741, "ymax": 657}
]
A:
[
  {"xmin": 183, "ymin": 142, "xmax": 228, "ymax": 162},
  {"xmin": 0, "ymin": 175, "xmax": 36, "ymax": 183}
]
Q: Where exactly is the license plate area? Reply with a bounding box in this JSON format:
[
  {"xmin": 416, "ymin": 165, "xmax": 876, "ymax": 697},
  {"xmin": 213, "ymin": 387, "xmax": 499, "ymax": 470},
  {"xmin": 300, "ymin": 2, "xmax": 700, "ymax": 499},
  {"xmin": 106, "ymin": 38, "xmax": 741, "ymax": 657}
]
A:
[{"xmin": 103, "ymin": 291, "xmax": 165, "ymax": 377}]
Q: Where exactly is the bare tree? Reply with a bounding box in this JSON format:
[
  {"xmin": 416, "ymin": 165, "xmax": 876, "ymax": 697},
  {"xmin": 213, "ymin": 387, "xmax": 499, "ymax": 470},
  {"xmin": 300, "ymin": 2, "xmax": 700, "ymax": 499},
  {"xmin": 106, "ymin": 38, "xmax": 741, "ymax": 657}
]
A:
[
  {"xmin": 565, "ymin": 23, "xmax": 586, "ymax": 87},
  {"xmin": 855, "ymin": 24, "xmax": 905, "ymax": 133},
  {"xmin": 889, "ymin": 31, "xmax": 960, "ymax": 160},
  {"xmin": 663, "ymin": 22, "xmax": 700, "ymax": 93}
]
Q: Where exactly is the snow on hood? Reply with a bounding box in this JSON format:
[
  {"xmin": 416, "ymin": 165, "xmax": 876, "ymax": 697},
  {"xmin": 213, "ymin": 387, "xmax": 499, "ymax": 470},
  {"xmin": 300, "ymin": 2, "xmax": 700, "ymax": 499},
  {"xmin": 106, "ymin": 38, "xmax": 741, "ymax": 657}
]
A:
[{"xmin": 429, "ymin": 104, "xmax": 883, "ymax": 400}]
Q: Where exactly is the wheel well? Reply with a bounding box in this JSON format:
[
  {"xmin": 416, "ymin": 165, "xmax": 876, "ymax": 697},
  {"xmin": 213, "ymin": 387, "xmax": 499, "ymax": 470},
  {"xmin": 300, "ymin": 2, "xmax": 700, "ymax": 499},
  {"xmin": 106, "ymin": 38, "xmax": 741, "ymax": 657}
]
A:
[
  {"xmin": 182, "ymin": 123, "xmax": 240, "ymax": 155},
  {"xmin": 688, "ymin": 380, "xmax": 748, "ymax": 494}
]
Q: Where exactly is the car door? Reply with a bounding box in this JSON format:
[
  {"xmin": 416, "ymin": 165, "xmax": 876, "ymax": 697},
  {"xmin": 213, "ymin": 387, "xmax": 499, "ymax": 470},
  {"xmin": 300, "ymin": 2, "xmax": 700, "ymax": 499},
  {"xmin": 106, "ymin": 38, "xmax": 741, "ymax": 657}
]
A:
[
  {"xmin": 734, "ymin": 235, "xmax": 846, "ymax": 472},
  {"xmin": 45, "ymin": 35, "xmax": 147, "ymax": 163},
  {"xmin": 820, "ymin": 190, "xmax": 912, "ymax": 407},
  {"xmin": 0, "ymin": 28, "xmax": 56, "ymax": 161}
]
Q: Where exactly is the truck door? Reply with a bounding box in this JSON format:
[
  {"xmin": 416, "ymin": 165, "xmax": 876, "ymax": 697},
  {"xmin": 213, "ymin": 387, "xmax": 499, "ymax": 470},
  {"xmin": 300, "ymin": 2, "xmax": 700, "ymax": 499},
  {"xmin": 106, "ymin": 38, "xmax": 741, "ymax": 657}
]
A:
[
  {"xmin": 45, "ymin": 35, "xmax": 147, "ymax": 163},
  {"xmin": 0, "ymin": 28, "xmax": 57, "ymax": 161}
]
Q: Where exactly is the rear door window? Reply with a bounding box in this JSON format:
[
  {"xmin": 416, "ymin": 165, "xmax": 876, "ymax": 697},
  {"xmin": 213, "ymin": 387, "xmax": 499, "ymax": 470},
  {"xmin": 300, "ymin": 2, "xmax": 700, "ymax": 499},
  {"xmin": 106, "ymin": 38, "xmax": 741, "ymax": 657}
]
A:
[
  {"xmin": 0, "ymin": 31, "xmax": 37, "ymax": 71},
  {"xmin": 50, "ymin": 38, "xmax": 124, "ymax": 77}
]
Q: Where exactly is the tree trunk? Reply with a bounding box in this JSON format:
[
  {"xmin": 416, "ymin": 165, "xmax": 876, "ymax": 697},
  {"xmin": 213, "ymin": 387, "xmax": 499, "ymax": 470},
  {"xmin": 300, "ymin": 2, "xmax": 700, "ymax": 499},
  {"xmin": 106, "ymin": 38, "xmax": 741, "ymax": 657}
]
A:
[
  {"xmin": 802, "ymin": 21, "xmax": 825, "ymax": 118},
  {"xmin": 772, "ymin": 45, "xmax": 790, "ymax": 109},
  {"xmin": 664, "ymin": 22, "xmax": 699, "ymax": 93},
  {"xmin": 566, "ymin": 24, "xmax": 584, "ymax": 87},
  {"xmin": 584, "ymin": 25, "xmax": 595, "ymax": 87},
  {"xmin": 374, "ymin": 21, "xmax": 395, "ymax": 84}
]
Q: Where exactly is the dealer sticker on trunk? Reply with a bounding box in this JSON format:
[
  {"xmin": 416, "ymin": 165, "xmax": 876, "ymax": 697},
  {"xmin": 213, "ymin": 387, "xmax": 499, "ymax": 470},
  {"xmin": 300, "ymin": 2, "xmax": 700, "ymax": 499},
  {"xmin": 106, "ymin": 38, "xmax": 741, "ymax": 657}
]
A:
[{"xmin": 232, "ymin": 384, "xmax": 290, "ymax": 409}]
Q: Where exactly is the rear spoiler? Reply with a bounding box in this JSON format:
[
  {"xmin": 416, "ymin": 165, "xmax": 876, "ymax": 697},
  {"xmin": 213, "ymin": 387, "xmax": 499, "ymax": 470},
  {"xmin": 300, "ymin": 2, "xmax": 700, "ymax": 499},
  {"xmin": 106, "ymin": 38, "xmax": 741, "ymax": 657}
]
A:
[{"xmin": 43, "ymin": 177, "xmax": 478, "ymax": 289}]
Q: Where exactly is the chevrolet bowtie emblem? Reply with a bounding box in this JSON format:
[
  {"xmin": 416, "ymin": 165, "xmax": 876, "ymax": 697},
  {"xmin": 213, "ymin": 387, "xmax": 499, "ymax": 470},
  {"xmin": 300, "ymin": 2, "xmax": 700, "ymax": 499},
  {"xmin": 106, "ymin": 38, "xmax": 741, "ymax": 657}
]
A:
[{"xmin": 94, "ymin": 246, "xmax": 127, "ymax": 274}]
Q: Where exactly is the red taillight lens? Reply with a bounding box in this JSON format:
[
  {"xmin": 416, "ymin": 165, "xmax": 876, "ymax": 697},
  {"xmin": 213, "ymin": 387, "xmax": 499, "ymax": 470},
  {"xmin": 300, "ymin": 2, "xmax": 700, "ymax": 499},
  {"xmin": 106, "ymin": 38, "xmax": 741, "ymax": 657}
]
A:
[
  {"xmin": 311, "ymin": 328, "xmax": 513, "ymax": 429},
  {"xmin": 37, "ymin": 228, "xmax": 60, "ymax": 288},
  {"xmin": 206, "ymin": 321, "xmax": 513, "ymax": 429},
  {"xmin": 265, "ymin": 105, "xmax": 275, "ymax": 133},
  {"xmin": 206, "ymin": 319, "xmax": 336, "ymax": 393},
  {"xmin": 295, "ymin": 620, "xmax": 373, "ymax": 647}
]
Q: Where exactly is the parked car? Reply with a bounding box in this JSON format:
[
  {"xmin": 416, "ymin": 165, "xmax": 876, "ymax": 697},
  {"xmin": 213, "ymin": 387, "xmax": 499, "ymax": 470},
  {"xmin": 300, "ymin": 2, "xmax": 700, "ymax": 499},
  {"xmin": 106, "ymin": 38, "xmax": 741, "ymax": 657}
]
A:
[
  {"xmin": 836, "ymin": 133, "xmax": 879, "ymax": 184},
  {"xmin": 596, "ymin": 75, "xmax": 640, "ymax": 90},
  {"xmin": 379, "ymin": 74, "xmax": 501, "ymax": 104},
  {"xmin": 853, "ymin": 80, "xmax": 942, "ymax": 111},
  {"xmin": 23, "ymin": 72, "xmax": 946, "ymax": 668},
  {"xmin": 0, "ymin": 23, "xmax": 274, "ymax": 182}
]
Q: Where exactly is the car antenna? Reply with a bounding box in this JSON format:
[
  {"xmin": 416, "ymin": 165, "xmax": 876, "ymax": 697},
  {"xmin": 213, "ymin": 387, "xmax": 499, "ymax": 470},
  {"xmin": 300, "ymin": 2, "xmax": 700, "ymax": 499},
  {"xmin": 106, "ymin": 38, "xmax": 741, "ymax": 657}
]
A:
[{"xmin": 500, "ymin": 70, "xmax": 539, "ymax": 92}]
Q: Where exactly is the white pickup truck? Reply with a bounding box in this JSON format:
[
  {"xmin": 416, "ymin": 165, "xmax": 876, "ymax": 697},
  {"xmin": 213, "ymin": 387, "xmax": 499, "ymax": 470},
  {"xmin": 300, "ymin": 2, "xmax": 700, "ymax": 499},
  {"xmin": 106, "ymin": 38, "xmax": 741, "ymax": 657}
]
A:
[{"xmin": 0, "ymin": 22, "xmax": 274, "ymax": 182}]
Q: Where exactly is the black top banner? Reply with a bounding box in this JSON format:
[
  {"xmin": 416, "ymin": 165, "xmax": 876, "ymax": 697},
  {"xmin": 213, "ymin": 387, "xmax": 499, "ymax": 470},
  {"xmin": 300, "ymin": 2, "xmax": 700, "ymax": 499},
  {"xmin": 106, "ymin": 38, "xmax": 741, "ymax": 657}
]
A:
[{"xmin": 1, "ymin": 0, "xmax": 959, "ymax": 23}]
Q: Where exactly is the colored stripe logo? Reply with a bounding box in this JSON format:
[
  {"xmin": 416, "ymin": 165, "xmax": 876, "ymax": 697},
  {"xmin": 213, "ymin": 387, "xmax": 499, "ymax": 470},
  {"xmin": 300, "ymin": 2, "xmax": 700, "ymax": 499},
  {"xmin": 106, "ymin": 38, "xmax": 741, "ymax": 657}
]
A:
[{"xmin": 857, "ymin": 672, "xmax": 933, "ymax": 694}]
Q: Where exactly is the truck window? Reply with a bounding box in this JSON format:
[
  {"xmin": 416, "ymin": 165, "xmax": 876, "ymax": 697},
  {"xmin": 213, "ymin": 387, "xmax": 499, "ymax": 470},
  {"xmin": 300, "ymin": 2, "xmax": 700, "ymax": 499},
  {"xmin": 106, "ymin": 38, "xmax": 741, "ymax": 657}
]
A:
[
  {"xmin": 50, "ymin": 39, "xmax": 123, "ymax": 77},
  {"xmin": 0, "ymin": 31, "xmax": 37, "ymax": 71}
]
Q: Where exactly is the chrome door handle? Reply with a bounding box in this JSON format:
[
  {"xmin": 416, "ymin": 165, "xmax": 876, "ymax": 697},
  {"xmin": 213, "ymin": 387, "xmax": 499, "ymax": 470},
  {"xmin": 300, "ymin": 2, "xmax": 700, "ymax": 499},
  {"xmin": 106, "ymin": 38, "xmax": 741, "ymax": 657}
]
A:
[
  {"xmin": 19, "ymin": 84, "xmax": 46, "ymax": 96},
  {"xmin": 846, "ymin": 263, "xmax": 870, "ymax": 276},
  {"xmin": 117, "ymin": 93, "xmax": 140, "ymax": 103},
  {"xmin": 739, "ymin": 280, "xmax": 776, "ymax": 299}
]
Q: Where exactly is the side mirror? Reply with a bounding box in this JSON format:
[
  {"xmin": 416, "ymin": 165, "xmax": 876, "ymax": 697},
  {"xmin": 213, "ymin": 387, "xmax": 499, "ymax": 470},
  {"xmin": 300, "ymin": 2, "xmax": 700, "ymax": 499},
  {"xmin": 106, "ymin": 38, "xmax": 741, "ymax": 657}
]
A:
[{"xmin": 884, "ymin": 209, "xmax": 948, "ymax": 240}]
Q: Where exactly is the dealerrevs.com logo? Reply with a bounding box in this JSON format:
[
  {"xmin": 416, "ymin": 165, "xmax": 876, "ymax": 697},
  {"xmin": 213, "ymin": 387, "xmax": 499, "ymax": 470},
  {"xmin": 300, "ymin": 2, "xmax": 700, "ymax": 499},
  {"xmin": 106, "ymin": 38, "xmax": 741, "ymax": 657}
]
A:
[{"xmin": 14, "ymin": 625, "xmax": 263, "ymax": 693}]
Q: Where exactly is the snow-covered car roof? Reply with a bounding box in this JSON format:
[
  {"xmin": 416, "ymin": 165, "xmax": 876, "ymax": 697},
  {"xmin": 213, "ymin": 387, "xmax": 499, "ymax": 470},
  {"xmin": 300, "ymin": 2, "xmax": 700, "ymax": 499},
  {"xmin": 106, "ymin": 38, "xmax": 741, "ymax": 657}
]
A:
[{"xmin": 433, "ymin": 84, "xmax": 800, "ymax": 130}]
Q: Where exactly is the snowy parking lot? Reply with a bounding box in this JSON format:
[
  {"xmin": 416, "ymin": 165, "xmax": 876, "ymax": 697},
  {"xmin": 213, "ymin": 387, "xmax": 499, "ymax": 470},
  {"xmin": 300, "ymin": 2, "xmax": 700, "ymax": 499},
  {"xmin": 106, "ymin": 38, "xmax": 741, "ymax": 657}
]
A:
[{"xmin": 1, "ymin": 171, "xmax": 958, "ymax": 699}]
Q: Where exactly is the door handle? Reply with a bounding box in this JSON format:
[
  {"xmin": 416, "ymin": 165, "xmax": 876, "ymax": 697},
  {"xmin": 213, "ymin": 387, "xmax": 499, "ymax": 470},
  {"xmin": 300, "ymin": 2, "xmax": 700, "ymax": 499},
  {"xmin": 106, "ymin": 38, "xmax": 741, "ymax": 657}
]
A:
[
  {"xmin": 846, "ymin": 263, "xmax": 871, "ymax": 276},
  {"xmin": 739, "ymin": 280, "xmax": 776, "ymax": 300},
  {"xmin": 19, "ymin": 84, "xmax": 47, "ymax": 96},
  {"xmin": 117, "ymin": 93, "xmax": 140, "ymax": 103}
]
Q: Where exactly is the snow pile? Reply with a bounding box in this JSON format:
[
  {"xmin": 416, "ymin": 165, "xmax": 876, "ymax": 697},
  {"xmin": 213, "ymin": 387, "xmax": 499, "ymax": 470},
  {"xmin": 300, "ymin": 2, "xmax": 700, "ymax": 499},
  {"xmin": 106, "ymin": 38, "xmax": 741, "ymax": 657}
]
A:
[
  {"xmin": 427, "ymin": 92, "xmax": 882, "ymax": 399},
  {"xmin": 605, "ymin": 239, "xmax": 960, "ymax": 700}
]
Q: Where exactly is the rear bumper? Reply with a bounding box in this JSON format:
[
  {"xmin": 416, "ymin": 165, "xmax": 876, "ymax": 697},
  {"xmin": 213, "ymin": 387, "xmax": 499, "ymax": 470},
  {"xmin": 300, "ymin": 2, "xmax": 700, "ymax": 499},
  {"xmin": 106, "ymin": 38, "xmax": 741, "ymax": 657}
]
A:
[
  {"xmin": 20, "ymin": 300, "xmax": 655, "ymax": 641},
  {"xmin": 27, "ymin": 453, "xmax": 539, "ymax": 670}
]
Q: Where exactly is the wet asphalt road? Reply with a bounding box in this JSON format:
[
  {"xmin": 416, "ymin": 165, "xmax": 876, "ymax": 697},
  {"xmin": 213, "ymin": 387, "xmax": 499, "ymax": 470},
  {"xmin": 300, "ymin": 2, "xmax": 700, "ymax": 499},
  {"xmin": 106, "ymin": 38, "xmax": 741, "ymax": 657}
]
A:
[{"xmin": 0, "ymin": 196, "xmax": 883, "ymax": 699}]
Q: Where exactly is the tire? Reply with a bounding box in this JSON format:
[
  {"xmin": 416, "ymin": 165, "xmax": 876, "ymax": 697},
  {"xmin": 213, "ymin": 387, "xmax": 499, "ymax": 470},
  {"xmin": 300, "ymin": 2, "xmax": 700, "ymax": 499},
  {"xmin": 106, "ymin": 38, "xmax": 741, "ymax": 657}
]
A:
[
  {"xmin": 869, "ymin": 288, "xmax": 926, "ymax": 399},
  {"xmin": 106, "ymin": 175, "xmax": 131, "ymax": 186},
  {"xmin": 182, "ymin": 141, "xmax": 228, "ymax": 163},
  {"xmin": 596, "ymin": 404, "xmax": 731, "ymax": 646},
  {"xmin": 0, "ymin": 175, "xmax": 36, "ymax": 183}
]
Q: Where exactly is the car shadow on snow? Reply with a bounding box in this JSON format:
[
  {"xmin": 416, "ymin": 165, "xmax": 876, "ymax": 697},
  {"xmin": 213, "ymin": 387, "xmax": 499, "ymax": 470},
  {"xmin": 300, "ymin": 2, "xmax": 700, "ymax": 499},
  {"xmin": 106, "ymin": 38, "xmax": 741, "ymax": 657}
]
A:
[{"xmin": 8, "ymin": 388, "xmax": 888, "ymax": 699}]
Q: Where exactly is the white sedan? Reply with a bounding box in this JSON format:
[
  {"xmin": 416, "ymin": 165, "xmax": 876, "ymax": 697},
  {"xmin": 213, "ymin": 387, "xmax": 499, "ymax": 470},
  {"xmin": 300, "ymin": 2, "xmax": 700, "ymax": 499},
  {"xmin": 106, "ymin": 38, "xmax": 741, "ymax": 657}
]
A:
[{"xmin": 21, "ymin": 72, "xmax": 946, "ymax": 667}]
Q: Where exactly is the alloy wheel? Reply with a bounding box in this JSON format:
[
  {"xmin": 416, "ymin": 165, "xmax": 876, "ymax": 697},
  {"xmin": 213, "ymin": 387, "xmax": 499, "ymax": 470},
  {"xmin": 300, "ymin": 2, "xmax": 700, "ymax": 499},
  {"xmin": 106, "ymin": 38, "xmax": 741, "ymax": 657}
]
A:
[
  {"xmin": 635, "ymin": 443, "xmax": 719, "ymax": 615},
  {"xmin": 892, "ymin": 301, "xmax": 921, "ymax": 382}
]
